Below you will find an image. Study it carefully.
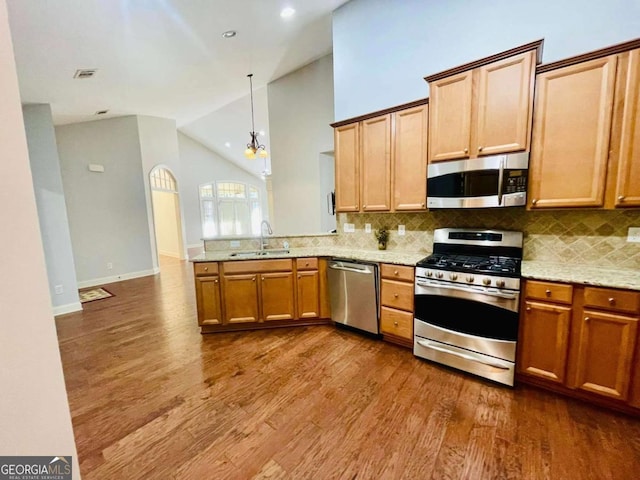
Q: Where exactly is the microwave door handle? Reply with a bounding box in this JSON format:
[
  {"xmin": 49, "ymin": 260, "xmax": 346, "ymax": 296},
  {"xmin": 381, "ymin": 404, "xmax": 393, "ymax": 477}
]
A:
[{"xmin": 497, "ymin": 157, "xmax": 505, "ymax": 205}]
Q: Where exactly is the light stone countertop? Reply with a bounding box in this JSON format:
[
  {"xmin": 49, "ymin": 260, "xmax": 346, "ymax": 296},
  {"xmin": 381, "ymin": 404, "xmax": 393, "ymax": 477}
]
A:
[{"xmin": 190, "ymin": 249, "xmax": 640, "ymax": 291}]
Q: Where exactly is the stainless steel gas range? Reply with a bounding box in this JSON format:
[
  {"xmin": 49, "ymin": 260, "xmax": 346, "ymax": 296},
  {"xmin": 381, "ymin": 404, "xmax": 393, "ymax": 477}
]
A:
[{"xmin": 413, "ymin": 228, "xmax": 523, "ymax": 386}]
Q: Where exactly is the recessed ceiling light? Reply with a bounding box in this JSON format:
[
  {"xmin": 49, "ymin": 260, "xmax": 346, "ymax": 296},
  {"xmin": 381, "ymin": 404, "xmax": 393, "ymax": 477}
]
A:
[
  {"xmin": 224, "ymin": 142, "xmax": 231, "ymax": 148},
  {"xmin": 222, "ymin": 30, "xmax": 237, "ymax": 38},
  {"xmin": 280, "ymin": 7, "xmax": 295, "ymax": 18}
]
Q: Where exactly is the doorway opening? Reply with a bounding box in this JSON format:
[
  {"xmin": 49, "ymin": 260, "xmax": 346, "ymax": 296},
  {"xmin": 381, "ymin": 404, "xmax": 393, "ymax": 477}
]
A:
[{"xmin": 149, "ymin": 166, "xmax": 186, "ymax": 267}]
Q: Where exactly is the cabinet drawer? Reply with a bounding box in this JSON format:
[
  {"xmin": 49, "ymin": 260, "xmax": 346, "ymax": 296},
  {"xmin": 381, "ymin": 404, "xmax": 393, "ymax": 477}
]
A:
[
  {"xmin": 380, "ymin": 279, "xmax": 414, "ymax": 311},
  {"xmin": 222, "ymin": 258, "xmax": 293, "ymax": 274},
  {"xmin": 380, "ymin": 307, "xmax": 413, "ymax": 340},
  {"xmin": 525, "ymin": 280, "xmax": 573, "ymax": 304},
  {"xmin": 194, "ymin": 262, "xmax": 219, "ymax": 276},
  {"xmin": 296, "ymin": 257, "xmax": 318, "ymax": 271},
  {"xmin": 380, "ymin": 264, "xmax": 414, "ymax": 282},
  {"xmin": 583, "ymin": 287, "xmax": 640, "ymax": 314}
]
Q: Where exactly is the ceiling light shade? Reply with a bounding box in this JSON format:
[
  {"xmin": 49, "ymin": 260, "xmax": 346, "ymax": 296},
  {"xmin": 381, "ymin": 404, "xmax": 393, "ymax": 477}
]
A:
[
  {"xmin": 244, "ymin": 73, "xmax": 268, "ymax": 160},
  {"xmin": 280, "ymin": 7, "xmax": 295, "ymax": 18}
]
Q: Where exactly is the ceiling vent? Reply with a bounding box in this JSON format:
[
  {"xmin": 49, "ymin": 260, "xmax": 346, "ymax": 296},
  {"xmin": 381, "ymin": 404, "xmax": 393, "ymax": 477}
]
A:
[
  {"xmin": 95, "ymin": 110, "xmax": 108, "ymax": 115},
  {"xmin": 73, "ymin": 69, "xmax": 98, "ymax": 79}
]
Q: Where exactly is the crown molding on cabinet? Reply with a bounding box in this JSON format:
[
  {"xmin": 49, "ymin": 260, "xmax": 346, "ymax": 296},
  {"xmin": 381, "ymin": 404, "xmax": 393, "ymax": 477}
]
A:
[{"xmin": 330, "ymin": 97, "xmax": 429, "ymax": 128}]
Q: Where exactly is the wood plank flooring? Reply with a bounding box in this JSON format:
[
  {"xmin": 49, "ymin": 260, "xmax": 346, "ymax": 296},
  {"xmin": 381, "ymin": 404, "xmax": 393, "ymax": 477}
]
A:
[{"xmin": 55, "ymin": 256, "xmax": 640, "ymax": 479}]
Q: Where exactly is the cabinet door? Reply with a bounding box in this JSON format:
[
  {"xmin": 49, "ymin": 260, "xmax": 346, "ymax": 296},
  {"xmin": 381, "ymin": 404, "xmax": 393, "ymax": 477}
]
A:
[
  {"xmin": 393, "ymin": 105, "xmax": 428, "ymax": 211},
  {"xmin": 195, "ymin": 276, "xmax": 222, "ymax": 325},
  {"xmin": 428, "ymin": 71, "xmax": 473, "ymax": 162},
  {"xmin": 334, "ymin": 123, "xmax": 360, "ymax": 212},
  {"xmin": 222, "ymin": 274, "xmax": 259, "ymax": 323},
  {"xmin": 475, "ymin": 51, "xmax": 535, "ymax": 156},
  {"xmin": 380, "ymin": 306, "xmax": 413, "ymax": 340},
  {"xmin": 361, "ymin": 114, "xmax": 391, "ymax": 211},
  {"xmin": 296, "ymin": 270, "xmax": 320, "ymax": 319},
  {"xmin": 571, "ymin": 309, "xmax": 638, "ymax": 401},
  {"xmin": 261, "ymin": 272, "xmax": 295, "ymax": 321},
  {"xmin": 528, "ymin": 56, "xmax": 617, "ymax": 209},
  {"xmin": 518, "ymin": 300, "xmax": 572, "ymax": 384},
  {"xmin": 614, "ymin": 48, "xmax": 640, "ymax": 207}
]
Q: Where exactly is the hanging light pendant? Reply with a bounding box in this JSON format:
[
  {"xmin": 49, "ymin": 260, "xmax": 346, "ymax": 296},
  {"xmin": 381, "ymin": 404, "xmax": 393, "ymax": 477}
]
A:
[{"xmin": 244, "ymin": 73, "xmax": 268, "ymax": 159}]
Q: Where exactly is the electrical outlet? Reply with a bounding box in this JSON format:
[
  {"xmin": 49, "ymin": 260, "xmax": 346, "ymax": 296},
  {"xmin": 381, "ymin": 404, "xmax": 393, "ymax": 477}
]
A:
[
  {"xmin": 230, "ymin": 240, "xmax": 240, "ymax": 248},
  {"xmin": 107, "ymin": 262, "xmax": 113, "ymax": 270},
  {"xmin": 54, "ymin": 285, "xmax": 63, "ymax": 295},
  {"xmin": 398, "ymin": 225, "xmax": 406, "ymax": 236},
  {"xmin": 628, "ymin": 227, "xmax": 640, "ymax": 243},
  {"xmin": 365, "ymin": 223, "xmax": 372, "ymax": 233}
]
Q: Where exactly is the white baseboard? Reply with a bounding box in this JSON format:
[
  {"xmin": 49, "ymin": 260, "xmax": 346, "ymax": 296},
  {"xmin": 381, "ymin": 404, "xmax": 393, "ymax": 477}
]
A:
[
  {"xmin": 77, "ymin": 268, "xmax": 158, "ymax": 289},
  {"xmin": 53, "ymin": 302, "xmax": 83, "ymax": 317}
]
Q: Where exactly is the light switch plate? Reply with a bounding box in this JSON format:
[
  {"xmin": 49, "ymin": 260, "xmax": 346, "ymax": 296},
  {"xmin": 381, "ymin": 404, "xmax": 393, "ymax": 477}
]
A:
[
  {"xmin": 628, "ymin": 227, "xmax": 640, "ymax": 243},
  {"xmin": 365, "ymin": 223, "xmax": 372, "ymax": 233},
  {"xmin": 343, "ymin": 223, "xmax": 355, "ymax": 233},
  {"xmin": 398, "ymin": 225, "xmax": 406, "ymax": 236}
]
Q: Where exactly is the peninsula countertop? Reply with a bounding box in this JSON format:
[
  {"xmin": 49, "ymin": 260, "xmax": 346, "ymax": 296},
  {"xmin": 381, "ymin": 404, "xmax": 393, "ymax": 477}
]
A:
[{"xmin": 190, "ymin": 248, "xmax": 640, "ymax": 291}]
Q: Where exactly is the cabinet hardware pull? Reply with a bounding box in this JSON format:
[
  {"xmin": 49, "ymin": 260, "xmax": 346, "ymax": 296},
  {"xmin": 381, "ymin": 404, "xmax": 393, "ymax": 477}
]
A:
[
  {"xmin": 618, "ymin": 196, "xmax": 625, "ymax": 201},
  {"xmin": 261, "ymin": 276, "xmax": 265, "ymax": 281},
  {"xmin": 394, "ymin": 270, "xmax": 399, "ymax": 275},
  {"xmin": 585, "ymin": 316, "xmax": 590, "ymax": 321},
  {"xmin": 297, "ymin": 275, "xmax": 301, "ymax": 279},
  {"xmin": 214, "ymin": 279, "xmax": 218, "ymax": 284},
  {"xmin": 394, "ymin": 293, "xmax": 399, "ymax": 298},
  {"xmin": 394, "ymin": 321, "xmax": 398, "ymax": 326},
  {"xmin": 608, "ymin": 297, "xmax": 615, "ymax": 304},
  {"xmin": 463, "ymin": 148, "xmax": 468, "ymax": 154},
  {"xmin": 526, "ymin": 307, "xmax": 531, "ymax": 312},
  {"xmin": 252, "ymin": 277, "xmax": 256, "ymax": 282},
  {"xmin": 532, "ymin": 199, "xmax": 538, "ymax": 205},
  {"xmin": 545, "ymin": 289, "xmax": 551, "ymax": 297},
  {"xmin": 421, "ymin": 203, "xmax": 425, "ymax": 207},
  {"xmin": 204, "ymin": 267, "xmax": 208, "ymax": 271},
  {"xmin": 305, "ymin": 262, "xmax": 309, "ymax": 266},
  {"xmin": 478, "ymin": 146, "xmax": 483, "ymax": 152}
]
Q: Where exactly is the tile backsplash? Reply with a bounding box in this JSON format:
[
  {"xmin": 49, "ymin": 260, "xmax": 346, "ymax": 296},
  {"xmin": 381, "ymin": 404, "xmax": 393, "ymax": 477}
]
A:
[{"xmin": 337, "ymin": 209, "xmax": 640, "ymax": 269}]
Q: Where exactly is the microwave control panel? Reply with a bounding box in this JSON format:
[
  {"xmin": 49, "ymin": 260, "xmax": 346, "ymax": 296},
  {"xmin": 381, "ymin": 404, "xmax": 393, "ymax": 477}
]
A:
[{"xmin": 503, "ymin": 170, "xmax": 528, "ymax": 193}]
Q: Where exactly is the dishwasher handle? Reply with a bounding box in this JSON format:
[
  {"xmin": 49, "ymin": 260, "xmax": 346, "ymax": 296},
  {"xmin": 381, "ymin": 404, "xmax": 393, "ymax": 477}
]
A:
[{"xmin": 328, "ymin": 261, "xmax": 375, "ymax": 274}]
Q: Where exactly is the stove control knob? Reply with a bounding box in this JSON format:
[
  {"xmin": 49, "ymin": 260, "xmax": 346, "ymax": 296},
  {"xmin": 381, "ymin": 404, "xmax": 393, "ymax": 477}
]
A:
[
  {"xmin": 449, "ymin": 273, "xmax": 458, "ymax": 281},
  {"xmin": 482, "ymin": 277, "xmax": 491, "ymax": 286},
  {"xmin": 496, "ymin": 280, "xmax": 506, "ymax": 288},
  {"xmin": 436, "ymin": 272, "xmax": 444, "ymax": 279},
  {"xmin": 466, "ymin": 275, "xmax": 474, "ymax": 283},
  {"xmin": 426, "ymin": 271, "xmax": 433, "ymax": 278}
]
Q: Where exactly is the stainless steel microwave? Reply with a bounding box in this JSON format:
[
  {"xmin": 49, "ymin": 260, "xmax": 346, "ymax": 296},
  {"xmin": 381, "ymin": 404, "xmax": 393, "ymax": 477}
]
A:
[{"xmin": 426, "ymin": 152, "xmax": 529, "ymax": 208}]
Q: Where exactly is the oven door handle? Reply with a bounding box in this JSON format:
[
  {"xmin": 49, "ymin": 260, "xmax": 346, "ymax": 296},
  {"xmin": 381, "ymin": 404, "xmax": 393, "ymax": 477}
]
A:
[
  {"xmin": 416, "ymin": 281, "xmax": 517, "ymax": 300},
  {"xmin": 417, "ymin": 340, "xmax": 510, "ymax": 370}
]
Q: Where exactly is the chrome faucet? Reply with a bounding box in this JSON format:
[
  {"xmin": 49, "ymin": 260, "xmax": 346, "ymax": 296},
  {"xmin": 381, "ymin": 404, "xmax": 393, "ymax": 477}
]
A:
[{"xmin": 260, "ymin": 220, "xmax": 273, "ymax": 251}]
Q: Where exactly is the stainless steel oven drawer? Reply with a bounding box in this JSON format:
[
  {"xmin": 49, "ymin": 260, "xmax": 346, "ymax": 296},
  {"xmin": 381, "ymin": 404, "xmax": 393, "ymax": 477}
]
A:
[{"xmin": 413, "ymin": 334, "xmax": 515, "ymax": 387}]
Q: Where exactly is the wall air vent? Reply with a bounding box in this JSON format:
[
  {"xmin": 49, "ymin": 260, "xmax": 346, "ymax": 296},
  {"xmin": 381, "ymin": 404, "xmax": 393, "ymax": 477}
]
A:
[
  {"xmin": 95, "ymin": 110, "xmax": 108, "ymax": 115},
  {"xmin": 73, "ymin": 69, "xmax": 98, "ymax": 79}
]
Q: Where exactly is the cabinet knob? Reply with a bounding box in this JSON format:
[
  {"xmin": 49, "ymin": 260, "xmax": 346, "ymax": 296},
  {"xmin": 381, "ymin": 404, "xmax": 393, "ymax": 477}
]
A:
[
  {"xmin": 298, "ymin": 275, "xmax": 301, "ymax": 279},
  {"xmin": 526, "ymin": 307, "xmax": 531, "ymax": 312},
  {"xmin": 305, "ymin": 262, "xmax": 309, "ymax": 266},
  {"xmin": 463, "ymin": 148, "xmax": 468, "ymax": 154},
  {"xmin": 394, "ymin": 321, "xmax": 399, "ymax": 326},
  {"xmin": 204, "ymin": 267, "xmax": 208, "ymax": 271},
  {"xmin": 618, "ymin": 196, "xmax": 625, "ymax": 201},
  {"xmin": 363, "ymin": 204, "xmax": 367, "ymax": 208},
  {"xmin": 421, "ymin": 203, "xmax": 425, "ymax": 208},
  {"xmin": 531, "ymin": 199, "xmax": 538, "ymax": 205},
  {"xmin": 608, "ymin": 297, "xmax": 615, "ymax": 305},
  {"xmin": 252, "ymin": 277, "xmax": 256, "ymax": 282},
  {"xmin": 394, "ymin": 293, "xmax": 399, "ymax": 298},
  {"xmin": 394, "ymin": 270, "xmax": 399, "ymax": 275},
  {"xmin": 478, "ymin": 146, "xmax": 483, "ymax": 152},
  {"xmin": 214, "ymin": 279, "xmax": 218, "ymax": 284},
  {"xmin": 585, "ymin": 316, "xmax": 590, "ymax": 322},
  {"xmin": 545, "ymin": 289, "xmax": 551, "ymax": 297},
  {"xmin": 261, "ymin": 276, "xmax": 265, "ymax": 281}
]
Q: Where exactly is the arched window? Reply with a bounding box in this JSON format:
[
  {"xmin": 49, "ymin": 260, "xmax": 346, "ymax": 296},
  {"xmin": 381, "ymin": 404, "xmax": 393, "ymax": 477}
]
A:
[
  {"xmin": 150, "ymin": 167, "xmax": 177, "ymax": 192},
  {"xmin": 200, "ymin": 182, "xmax": 262, "ymax": 237}
]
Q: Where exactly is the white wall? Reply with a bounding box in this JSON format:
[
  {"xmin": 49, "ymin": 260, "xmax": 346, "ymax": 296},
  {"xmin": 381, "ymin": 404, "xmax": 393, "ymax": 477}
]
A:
[
  {"xmin": 22, "ymin": 103, "xmax": 81, "ymax": 315},
  {"xmin": 267, "ymin": 54, "xmax": 335, "ymax": 234},
  {"xmin": 177, "ymin": 132, "xmax": 268, "ymax": 247},
  {"xmin": 0, "ymin": 0, "xmax": 80, "ymax": 476},
  {"xmin": 333, "ymin": 0, "xmax": 640, "ymax": 120},
  {"xmin": 55, "ymin": 116, "xmax": 155, "ymax": 287},
  {"xmin": 137, "ymin": 115, "xmax": 186, "ymax": 263}
]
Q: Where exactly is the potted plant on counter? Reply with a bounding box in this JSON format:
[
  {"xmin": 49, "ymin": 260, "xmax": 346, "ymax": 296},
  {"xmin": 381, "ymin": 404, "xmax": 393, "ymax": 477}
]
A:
[{"xmin": 374, "ymin": 227, "xmax": 389, "ymax": 250}]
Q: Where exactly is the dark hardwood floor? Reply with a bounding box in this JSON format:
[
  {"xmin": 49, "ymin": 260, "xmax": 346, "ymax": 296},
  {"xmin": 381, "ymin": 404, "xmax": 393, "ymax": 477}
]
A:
[{"xmin": 55, "ymin": 256, "xmax": 640, "ymax": 479}]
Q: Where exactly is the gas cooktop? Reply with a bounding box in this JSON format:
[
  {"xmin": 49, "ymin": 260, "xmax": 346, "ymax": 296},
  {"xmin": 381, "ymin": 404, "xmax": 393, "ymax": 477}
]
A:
[{"xmin": 417, "ymin": 253, "xmax": 521, "ymax": 276}]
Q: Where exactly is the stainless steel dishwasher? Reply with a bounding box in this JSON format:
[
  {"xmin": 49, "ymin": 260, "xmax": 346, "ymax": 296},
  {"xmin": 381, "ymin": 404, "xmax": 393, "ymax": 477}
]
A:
[{"xmin": 327, "ymin": 258, "xmax": 380, "ymax": 335}]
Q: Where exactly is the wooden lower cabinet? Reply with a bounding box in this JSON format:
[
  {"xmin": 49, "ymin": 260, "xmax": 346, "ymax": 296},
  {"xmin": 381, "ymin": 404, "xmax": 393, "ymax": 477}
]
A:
[
  {"xmin": 379, "ymin": 264, "xmax": 415, "ymax": 348},
  {"xmin": 518, "ymin": 279, "xmax": 640, "ymax": 416},
  {"xmin": 195, "ymin": 257, "xmax": 330, "ymax": 333}
]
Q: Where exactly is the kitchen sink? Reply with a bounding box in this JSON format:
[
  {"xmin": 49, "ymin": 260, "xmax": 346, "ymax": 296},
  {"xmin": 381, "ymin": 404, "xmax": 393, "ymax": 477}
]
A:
[{"xmin": 229, "ymin": 249, "xmax": 290, "ymax": 257}]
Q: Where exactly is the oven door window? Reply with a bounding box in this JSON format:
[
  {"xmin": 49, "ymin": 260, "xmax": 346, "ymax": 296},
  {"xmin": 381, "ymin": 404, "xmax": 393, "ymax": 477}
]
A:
[
  {"xmin": 428, "ymin": 169, "xmax": 499, "ymax": 198},
  {"xmin": 414, "ymin": 294, "xmax": 518, "ymax": 341}
]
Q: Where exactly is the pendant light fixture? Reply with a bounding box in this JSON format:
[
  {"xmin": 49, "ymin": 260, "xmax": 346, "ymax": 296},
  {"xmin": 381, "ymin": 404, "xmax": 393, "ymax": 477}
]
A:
[{"xmin": 244, "ymin": 73, "xmax": 268, "ymax": 159}]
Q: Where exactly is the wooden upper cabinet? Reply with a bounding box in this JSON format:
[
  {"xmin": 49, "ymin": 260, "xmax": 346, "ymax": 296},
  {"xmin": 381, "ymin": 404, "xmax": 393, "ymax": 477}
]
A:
[
  {"xmin": 426, "ymin": 42, "xmax": 540, "ymax": 163},
  {"xmin": 613, "ymin": 48, "xmax": 640, "ymax": 207},
  {"xmin": 334, "ymin": 122, "xmax": 360, "ymax": 212},
  {"xmin": 393, "ymin": 104, "xmax": 428, "ymax": 211},
  {"xmin": 428, "ymin": 71, "xmax": 473, "ymax": 161},
  {"xmin": 528, "ymin": 56, "xmax": 617, "ymax": 209},
  {"xmin": 476, "ymin": 51, "xmax": 535, "ymax": 156},
  {"xmin": 361, "ymin": 114, "xmax": 392, "ymax": 211}
]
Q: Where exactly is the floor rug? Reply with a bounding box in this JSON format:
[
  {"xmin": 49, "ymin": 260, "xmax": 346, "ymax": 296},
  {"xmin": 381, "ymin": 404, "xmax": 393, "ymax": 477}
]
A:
[{"xmin": 79, "ymin": 287, "xmax": 114, "ymax": 304}]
